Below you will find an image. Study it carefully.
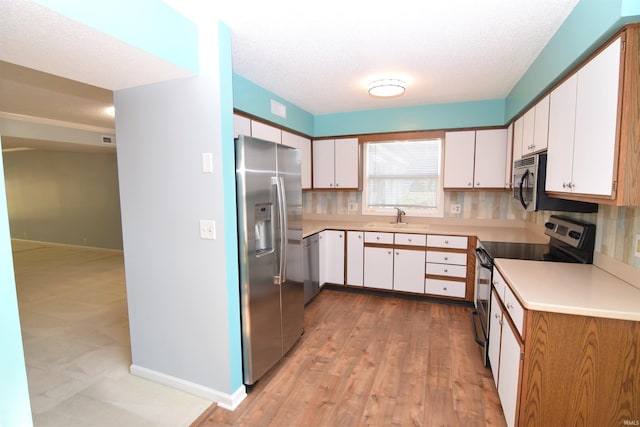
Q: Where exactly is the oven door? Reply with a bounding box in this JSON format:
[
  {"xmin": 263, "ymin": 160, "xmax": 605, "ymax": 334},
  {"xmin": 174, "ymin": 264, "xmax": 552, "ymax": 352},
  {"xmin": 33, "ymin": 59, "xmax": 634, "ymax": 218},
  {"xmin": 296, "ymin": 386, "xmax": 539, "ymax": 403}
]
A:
[{"xmin": 472, "ymin": 246, "xmax": 492, "ymax": 365}]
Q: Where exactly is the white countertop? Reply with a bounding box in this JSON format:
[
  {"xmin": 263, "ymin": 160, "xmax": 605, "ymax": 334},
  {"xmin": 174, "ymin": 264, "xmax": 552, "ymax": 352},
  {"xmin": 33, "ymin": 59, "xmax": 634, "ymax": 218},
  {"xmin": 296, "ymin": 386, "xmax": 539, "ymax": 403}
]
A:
[
  {"xmin": 303, "ymin": 217, "xmax": 549, "ymax": 244},
  {"xmin": 495, "ymin": 258, "xmax": 640, "ymax": 322}
]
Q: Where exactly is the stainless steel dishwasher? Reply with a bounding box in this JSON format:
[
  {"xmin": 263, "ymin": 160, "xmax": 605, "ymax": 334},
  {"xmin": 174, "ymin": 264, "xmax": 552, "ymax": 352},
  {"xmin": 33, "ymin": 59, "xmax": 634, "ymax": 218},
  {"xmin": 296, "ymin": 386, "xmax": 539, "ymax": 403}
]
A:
[{"xmin": 303, "ymin": 234, "xmax": 320, "ymax": 304}]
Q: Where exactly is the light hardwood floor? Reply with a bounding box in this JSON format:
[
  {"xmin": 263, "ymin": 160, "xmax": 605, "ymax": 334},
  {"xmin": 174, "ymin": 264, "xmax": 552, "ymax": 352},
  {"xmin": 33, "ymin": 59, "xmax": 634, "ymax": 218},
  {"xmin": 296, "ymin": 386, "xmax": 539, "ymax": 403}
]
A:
[
  {"xmin": 194, "ymin": 287, "xmax": 507, "ymax": 427},
  {"xmin": 12, "ymin": 240, "xmax": 212, "ymax": 426},
  {"xmin": 13, "ymin": 240, "xmax": 506, "ymax": 426}
]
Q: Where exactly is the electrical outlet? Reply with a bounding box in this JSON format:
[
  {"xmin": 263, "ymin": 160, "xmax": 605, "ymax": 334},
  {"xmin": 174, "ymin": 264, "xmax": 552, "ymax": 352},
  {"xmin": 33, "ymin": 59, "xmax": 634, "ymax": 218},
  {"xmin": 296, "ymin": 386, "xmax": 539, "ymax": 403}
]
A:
[
  {"xmin": 450, "ymin": 203, "xmax": 461, "ymax": 214},
  {"xmin": 200, "ymin": 220, "xmax": 216, "ymax": 240},
  {"xmin": 348, "ymin": 202, "xmax": 358, "ymax": 213},
  {"xmin": 635, "ymin": 234, "xmax": 640, "ymax": 258}
]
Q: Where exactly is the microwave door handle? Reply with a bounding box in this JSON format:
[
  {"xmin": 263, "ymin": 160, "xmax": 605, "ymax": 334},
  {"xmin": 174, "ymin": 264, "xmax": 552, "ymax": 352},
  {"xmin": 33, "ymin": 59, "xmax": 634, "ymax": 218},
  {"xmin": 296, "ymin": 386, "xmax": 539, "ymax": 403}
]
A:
[{"xmin": 519, "ymin": 170, "xmax": 529, "ymax": 210}]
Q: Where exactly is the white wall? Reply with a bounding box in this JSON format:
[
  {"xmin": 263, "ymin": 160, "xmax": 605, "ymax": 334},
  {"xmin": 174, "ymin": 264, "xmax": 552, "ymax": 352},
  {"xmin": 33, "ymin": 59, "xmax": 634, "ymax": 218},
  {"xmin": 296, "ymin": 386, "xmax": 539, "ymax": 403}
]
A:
[
  {"xmin": 114, "ymin": 22, "xmax": 244, "ymax": 406},
  {"xmin": 0, "ymin": 137, "xmax": 33, "ymax": 426}
]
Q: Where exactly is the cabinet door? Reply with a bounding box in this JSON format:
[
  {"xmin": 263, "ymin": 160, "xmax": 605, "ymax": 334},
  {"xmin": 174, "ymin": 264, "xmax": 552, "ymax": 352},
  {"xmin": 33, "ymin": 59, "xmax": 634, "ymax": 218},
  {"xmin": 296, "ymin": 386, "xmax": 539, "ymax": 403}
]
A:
[
  {"xmin": 233, "ymin": 114, "xmax": 251, "ymax": 138},
  {"xmin": 498, "ymin": 316, "xmax": 523, "ymax": 427},
  {"xmin": 334, "ymin": 138, "xmax": 359, "ymax": 189},
  {"xmin": 546, "ymin": 74, "xmax": 578, "ymax": 193},
  {"xmin": 572, "ymin": 37, "xmax": 621, "ymax": 196},
  {"xmin": 521, "ymin": 108, "xmax": 535, "ymax": 156},
  {"xmin": 393, "ymin": 249, "xmax": 425, "ymax": 293},
  {"xmin": 312, "ymin": 139, "xmax": 335, "ymax": 188},
  {"xmin": 488, "ymin": 292, "xmax": 502, "ymax": 388},
  {"xmin": 512, "ymin": 117, "xmax": 524, "ymax": 161},
  {"xmin": 443, "ymin": 131, "xmax": 475, "ymax": 188},
  {"xmin": 505, "ymin": 122, "xmax": 514, "ymax": 188},
  {"xmin": 346, "ymin": 231, "xmax": 364, "ymax": 286},
  {"xmin": 532, "ymin": 95, "xmax": 550, "ymax": 153},
  {"xmin": 282, "ymin": 131, "xmax": 312, "ymax": 190},
  {"xmin": 363, "ymin": 247, "xmax": 393, "ymax": 290},
  {"xmin": 319, "ymin": 230, "xmax": 344, "ymax": 285},
  {"xmin": 251, "ymin": 120, "xmax": 282, "ymax": 144},
  {"xmin": 474, "ymin": 129, "xmax": 508, "ymax": 188}
]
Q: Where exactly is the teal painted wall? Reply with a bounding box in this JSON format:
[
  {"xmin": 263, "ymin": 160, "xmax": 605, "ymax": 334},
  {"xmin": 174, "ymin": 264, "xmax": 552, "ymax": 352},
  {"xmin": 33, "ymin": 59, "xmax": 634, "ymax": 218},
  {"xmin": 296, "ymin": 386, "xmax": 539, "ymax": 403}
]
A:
[
  {"xmin": 33, "ymin": 0, "xmax": 199, "ymax": 74},
  {"xmin": 233, "ymin": 74, "xmax": 315, "ymax": 136},
  {"xmin": 233, "ymin": 0, "xmax": 639, "ymax": 137},
  {"xmin": 0, "ymin": 138, "xmax": 33, "ymax": 426},
  {"xmin": 218, "ymin": 22, "xmax": 244, "ymax": 392},
  {"xmin": 314, "ymin": 99, "xmax": 506, "ymax": 137},
  {"xmin": 505, "ymin": 0, "xmax": 640, "ymax": 121}
]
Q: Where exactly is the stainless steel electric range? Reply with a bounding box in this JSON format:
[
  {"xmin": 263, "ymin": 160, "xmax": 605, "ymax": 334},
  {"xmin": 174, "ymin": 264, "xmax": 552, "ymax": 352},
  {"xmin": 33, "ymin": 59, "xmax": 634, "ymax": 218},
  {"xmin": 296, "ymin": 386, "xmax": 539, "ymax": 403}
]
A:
[{"xmin": 471, "ymin": 215, "xmax": 596, "ymax": 366}]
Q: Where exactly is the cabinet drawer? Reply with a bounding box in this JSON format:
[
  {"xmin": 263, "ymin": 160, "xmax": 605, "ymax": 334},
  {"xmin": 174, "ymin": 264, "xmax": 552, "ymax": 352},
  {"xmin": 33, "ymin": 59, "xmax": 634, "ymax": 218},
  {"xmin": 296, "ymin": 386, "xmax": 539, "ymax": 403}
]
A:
[
  {"xmin": 364, "ymin": 232, "xmax": 394, "ymax": 244},
  {"xmin": 426, "ymin": 251, "xmax": 467, "ymax": 265},
  {"xmin": 492, "ymin": 267, "xmax": 507, "ymax": 303},
  {"xmin": 427, "ymin": 235, "xmax": 468, "ymax": 249},
  {"xmin": 426, "ymin": 262, "xmax": 467, "ymax": 278},
  {"xmin": 503, "ymin": 285, "xmax": 525, "ymax": 338},
  {"xmin": 394, "ymin": 233, "xmax": 426, "ymax": 246},
  {"xmin": 425, "ymin": 279, "xmax": 466, "ymax": 298}
]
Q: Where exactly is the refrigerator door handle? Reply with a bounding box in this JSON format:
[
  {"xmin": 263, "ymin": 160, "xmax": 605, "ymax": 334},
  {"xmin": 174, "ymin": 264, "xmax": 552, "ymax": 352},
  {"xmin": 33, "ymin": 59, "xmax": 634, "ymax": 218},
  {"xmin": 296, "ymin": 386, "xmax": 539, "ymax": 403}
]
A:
[{"xmin": 272, "ymin": 176, "xmax": 287, "ymax": 285}]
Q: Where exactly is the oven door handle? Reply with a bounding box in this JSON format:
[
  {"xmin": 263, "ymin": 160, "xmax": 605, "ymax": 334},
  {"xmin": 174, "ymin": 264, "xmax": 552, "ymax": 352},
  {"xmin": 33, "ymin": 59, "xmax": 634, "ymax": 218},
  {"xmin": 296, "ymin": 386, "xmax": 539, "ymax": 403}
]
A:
[
  {"xmin": 471, "ymin": 310, "xmax": 487, "ymax": 347},
  {"xmin": 474, "ymin": 247, "xmax": 493, "ymax": 269}
]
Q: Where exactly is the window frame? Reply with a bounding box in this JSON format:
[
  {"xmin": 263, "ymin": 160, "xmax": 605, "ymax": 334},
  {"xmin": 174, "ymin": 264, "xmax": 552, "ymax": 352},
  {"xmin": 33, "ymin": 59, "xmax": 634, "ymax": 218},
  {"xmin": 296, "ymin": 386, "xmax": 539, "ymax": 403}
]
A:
[{"xmin": 360, "ymin": 131, "xmax": 445, "ymax": 218}]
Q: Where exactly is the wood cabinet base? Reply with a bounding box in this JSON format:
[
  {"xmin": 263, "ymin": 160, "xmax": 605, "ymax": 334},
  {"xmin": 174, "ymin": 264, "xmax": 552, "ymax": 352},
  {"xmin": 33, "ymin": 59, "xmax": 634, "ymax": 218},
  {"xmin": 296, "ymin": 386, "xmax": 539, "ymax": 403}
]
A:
[{"xmin": 520, "ymin": 310, "xmax": 640, "ymax": 425}]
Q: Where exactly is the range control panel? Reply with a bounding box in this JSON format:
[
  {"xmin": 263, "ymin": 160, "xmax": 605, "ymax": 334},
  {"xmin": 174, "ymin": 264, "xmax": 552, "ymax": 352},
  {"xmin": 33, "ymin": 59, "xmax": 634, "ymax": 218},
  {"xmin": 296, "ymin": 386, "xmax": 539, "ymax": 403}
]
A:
[{"xmin": 544, "ymin": 215, "xmax": 595, "ymax": 249}]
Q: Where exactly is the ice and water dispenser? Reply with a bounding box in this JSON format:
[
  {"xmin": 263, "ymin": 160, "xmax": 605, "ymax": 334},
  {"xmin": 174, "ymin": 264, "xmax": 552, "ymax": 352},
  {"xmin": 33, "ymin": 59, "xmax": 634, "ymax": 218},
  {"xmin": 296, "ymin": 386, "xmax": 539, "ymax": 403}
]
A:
[{"xmin": 254, "ymin": 203, "xmax": 274, "ymax": 255}]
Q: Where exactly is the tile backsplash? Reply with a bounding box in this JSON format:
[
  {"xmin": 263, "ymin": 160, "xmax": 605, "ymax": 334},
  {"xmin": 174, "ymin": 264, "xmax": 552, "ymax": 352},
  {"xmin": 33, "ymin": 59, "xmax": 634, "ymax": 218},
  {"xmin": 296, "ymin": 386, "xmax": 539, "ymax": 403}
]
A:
[{"xmin": 303, "ymin": 190, "xmax": 640, "ymax": 269}]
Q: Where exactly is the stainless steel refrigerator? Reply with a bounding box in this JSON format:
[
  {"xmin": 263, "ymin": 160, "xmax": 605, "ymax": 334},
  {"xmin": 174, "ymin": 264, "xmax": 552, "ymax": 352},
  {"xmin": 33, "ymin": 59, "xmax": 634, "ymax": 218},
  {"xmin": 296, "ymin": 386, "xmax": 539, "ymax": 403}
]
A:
[{"xmin": 235, "ymin": 135, "xmax": 304, "ymax": 386}]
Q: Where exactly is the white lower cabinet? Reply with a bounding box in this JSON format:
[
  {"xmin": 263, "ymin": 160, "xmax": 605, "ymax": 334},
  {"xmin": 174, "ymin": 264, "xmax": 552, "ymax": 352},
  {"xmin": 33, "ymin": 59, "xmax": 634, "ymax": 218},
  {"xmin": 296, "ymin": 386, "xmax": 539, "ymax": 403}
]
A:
[
  {"xmin": 346, "ymin": 231, "xmax": 364, "ymax": 286},
  {"xmin": 424, "ymin": 278, "xmax": 465, "ymax": 298},
  {"xmin": 363, "ymin": 246, "xmax": 394, "ymax": 290},
  {"xmin": 490, "ymin": 269, "xmax": 524, "ymax": 427},
  {"xmin": 319, "ymin": 230, "xmax": 344, "ymax": 286},
  {"xmin": 393, "ymin": 249, "xmax": 425, "ymax": 293},
  {"xmin": 497, "ymin": 314, "xmax": 522, "ymax": 427}
]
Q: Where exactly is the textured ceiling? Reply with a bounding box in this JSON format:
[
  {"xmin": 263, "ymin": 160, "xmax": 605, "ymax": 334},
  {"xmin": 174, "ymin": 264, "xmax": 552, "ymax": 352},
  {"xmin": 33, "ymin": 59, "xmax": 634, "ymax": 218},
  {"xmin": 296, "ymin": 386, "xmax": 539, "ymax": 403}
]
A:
[
  {"xmin": 198, "ymin": 0, "xmax": 580, "ymax": 115},
  {"xmin": 0, "ymin": 0, "xmax": 579, "ymax": 135}
]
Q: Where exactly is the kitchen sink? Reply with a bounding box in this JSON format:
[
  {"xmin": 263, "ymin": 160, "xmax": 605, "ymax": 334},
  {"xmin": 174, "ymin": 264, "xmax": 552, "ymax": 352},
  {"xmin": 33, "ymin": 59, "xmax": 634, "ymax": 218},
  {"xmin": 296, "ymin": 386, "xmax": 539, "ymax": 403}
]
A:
[{"xmin": 364, "ymin": 222, "xmax": 429, "ymax": 230}]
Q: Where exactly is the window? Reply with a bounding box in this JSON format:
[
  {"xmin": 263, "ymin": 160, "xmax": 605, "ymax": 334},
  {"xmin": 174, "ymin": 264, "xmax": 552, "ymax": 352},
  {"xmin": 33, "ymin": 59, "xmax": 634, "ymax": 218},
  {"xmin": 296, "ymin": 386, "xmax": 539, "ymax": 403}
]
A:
[{"xmin": 362, "ymin": 138, "xmax": 443, "ymax": 217}]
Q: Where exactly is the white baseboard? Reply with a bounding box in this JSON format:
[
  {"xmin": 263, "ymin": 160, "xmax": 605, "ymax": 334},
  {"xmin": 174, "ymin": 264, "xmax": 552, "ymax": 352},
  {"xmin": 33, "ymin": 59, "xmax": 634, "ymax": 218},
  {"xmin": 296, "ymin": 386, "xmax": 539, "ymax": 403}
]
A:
[{"xmin": 130, "ymin": 364, "xmax": 247, "ymax": 411}]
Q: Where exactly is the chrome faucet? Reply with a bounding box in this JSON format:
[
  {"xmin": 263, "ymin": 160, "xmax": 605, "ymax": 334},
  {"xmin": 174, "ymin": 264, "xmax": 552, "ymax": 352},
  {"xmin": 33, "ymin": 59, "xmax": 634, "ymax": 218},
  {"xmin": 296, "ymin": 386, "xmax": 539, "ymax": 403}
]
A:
[{"xmin": 394, "ymin": 207, "xmax": 406, "ymax": 224}]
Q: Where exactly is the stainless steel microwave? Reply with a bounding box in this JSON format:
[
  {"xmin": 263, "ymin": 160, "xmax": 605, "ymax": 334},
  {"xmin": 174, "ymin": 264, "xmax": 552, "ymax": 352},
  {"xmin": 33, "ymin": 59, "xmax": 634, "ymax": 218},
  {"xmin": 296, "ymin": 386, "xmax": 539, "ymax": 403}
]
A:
[{"xmin": 513, "ymin": 154, "xmax": 597, "ymax": 213}]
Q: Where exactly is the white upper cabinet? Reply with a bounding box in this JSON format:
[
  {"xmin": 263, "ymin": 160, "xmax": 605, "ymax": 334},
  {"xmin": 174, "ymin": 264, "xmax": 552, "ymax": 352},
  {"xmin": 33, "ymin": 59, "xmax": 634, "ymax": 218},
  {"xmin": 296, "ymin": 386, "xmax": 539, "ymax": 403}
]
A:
[
  {"xmin": 512, "ymin": 116, "xmax": 524, "ymax": 161},
  {"xmin": 515, "ymin": 94, "xmax": 550, "ymax": 159},
  {"xmin": 233, "ymin": 114, "xmax": 251, "ymax": 138},
  {"xmin": 282, "ymin": 131, "xmax": 312, "ymax": 190},
  {"xmin": 521, "ymin": 108, "xmax": 535, "ymax": 156},
  {"xmin": 532, "ymin": 95, "xmax": 550, "ymax": 154},
  {"xmin": 546, "ymin": 74, "xmax": 578, "ymax": 193},
  {"xmin": 546, "ymin": 37, "xmax": 622, "ymax": 197},
  {"xmin": 474, "ymin": 129, "xmax": 509, "ymax": 188},
  {"xmin": 444, "ymin": 129, "xmax": 508, "ymax": 189},
  {"xmin": 312, "ymin": 138, "xmax": 359, "ymax": 189},
  {"xmin": 571, "ymin": 37, "xmax": 621, "ymax": 196},
  {"xmin": 251, "ymin": 120, "xmax": 282, "ymax": 144},
  {"xmin": 443, "ymin": 131, "xmax": 475, "ymax": 188}
]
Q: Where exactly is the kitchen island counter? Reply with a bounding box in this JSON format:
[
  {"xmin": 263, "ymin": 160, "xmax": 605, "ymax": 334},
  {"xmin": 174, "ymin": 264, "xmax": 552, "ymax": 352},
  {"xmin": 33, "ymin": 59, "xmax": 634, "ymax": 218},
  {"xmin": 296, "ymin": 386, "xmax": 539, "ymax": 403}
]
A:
[{"xmin": 495, "ymin": 258, "xmax": 640, "ymax": 322}]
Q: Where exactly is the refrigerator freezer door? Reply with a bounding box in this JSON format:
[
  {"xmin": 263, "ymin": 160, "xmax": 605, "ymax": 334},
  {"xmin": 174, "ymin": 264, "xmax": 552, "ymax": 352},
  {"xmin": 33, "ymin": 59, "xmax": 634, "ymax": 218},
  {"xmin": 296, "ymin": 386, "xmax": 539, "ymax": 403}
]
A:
[
  {"xmin": 276, "ymin": 143, "xmax": 304, "ymax": 356},
  {"xmin": 236, "ymin": 137, "xmax": 282, "ymax": 385}
]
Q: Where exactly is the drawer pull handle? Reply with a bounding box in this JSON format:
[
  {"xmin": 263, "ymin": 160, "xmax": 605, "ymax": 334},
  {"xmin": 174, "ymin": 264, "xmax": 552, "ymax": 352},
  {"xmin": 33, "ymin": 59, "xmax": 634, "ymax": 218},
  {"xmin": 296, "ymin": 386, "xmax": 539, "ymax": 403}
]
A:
[
  {"xmin": 444, "ymin": 257, "xmax": 448, "ymax": 261},
  {"xmin": 445, "ymin": 240, "xmax": 449, "ymax": 244},
  {"xmin": 444, "ymin": 269, "xmax": 448, "ymax": 273},
  {"xmin": 443, "ymin": 287, "xmax": 447, "ymax": 291},
  {"xmin": 507, "ymin": 302, "xmax": 513, "ymax": 310}
]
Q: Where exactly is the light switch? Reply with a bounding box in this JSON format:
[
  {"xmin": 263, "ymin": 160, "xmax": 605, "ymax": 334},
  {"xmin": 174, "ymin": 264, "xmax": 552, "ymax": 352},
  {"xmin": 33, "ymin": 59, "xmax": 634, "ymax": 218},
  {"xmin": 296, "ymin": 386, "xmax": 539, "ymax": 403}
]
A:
[
  {"xmin": 200, "ymin": 220, "xmax": 215, "ymax": 240},
  {"xmin": 202, "ymin": 153, "xmax": 213, "ymax": 173}
]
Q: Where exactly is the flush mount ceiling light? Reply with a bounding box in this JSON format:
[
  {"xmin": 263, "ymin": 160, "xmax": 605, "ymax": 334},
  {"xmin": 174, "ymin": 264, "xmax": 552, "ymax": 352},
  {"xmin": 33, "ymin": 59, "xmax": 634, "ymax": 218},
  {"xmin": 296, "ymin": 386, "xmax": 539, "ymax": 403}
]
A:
[{"xmin": 368, "ymin": 79, "xmax": 406, "ymax": 98}]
